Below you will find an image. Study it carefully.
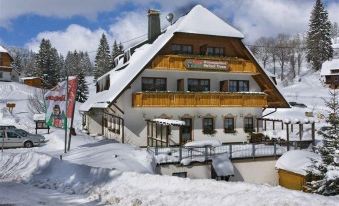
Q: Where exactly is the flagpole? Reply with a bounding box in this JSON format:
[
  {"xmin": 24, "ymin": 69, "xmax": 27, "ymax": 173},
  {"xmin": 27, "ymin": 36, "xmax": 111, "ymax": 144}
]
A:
[{"xmin": 64, "ymin": 71, "xmax": 69, "ymax": 154}]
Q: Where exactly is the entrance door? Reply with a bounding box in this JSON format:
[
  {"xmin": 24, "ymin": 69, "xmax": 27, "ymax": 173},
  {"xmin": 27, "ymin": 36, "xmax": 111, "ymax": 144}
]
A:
[{"xmin": 180, "ymin": 118, "xmax": 192, "ymax": 145}]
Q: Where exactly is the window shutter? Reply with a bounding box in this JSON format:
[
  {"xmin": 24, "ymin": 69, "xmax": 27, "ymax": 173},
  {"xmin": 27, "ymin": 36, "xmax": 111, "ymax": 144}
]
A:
[
  {"xmin": 177, "ymin": 79, "xmax": 184, "ymax": 91},
  {"xmin": 220, "ymin": 80, "xmax": 228, "ymax": 92}
]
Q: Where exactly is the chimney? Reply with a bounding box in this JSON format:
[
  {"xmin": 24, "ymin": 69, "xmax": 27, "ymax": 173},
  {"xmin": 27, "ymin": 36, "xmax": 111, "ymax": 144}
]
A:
[{"xmin": 148, "ymin": 9, "xmax": 161, "ymax": 43}]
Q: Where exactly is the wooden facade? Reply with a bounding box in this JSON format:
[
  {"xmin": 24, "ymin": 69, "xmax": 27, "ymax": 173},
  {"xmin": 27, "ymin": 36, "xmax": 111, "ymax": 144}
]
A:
[
  {"xmin": 151, "ymin": 55, "xmax": 257, "ymax": 73},
  {"xmin": 324, "ymin": 75, "xmax": 339, "ymax": 89},
  {"xmin": 0, "ymin": 52, "xmax": 13, "ymax": 67},
  {"xmin": 132, "ymin": 92, "xmax": 267, "ymax": 107},
  {"xmin": 278, "ymin": 169, "xmax": 306, "ymax": 191},
  {"xmin": 22, "ymin": 77, "xmax": 43, "ymax": 88}
]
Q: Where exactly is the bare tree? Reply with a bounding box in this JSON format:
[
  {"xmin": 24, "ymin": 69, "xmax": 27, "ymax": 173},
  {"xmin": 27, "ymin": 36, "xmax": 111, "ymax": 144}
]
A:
[
  {"xmin": 252, "ymin": 37, "xmax": 271, "ymax": 69},
  {"xmin": 276, "ymin": 34, "xmax": 291, "ymax": 80},
  {"xmin": 27, "ymin": 88, "xmax": 47, "ymax": 114}
]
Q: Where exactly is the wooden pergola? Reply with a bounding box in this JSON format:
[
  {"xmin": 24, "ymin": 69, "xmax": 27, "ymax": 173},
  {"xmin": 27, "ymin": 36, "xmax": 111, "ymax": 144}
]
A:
[
  {"xmin": 256, "ymin": 117, "xmax": 316, "ymax": 151},
  {"xmin": 146, "ymin": 118, "xmax": 185, "ymax": 147}
]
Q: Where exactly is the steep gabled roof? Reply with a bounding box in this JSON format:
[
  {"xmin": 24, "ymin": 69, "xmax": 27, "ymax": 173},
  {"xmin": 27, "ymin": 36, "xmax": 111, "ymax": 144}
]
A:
[
  {"xmin": 80, "ymin": 5, "xmax": 287, "ymax": 111},
  {"xmin": 175, "ymin": 5, "xmax": 244, "ymax": 38},
  {"xmin": 0, "ymin": 45, "xmax": 8, "ymax": 53}
]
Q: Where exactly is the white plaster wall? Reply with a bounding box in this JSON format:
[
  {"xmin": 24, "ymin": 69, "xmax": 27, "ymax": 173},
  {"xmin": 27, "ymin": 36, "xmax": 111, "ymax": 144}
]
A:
[
  {"xmin": 86, "ymin": 109, "xmax": 103, "ymax": 135},
  {"xmin": 114, "ymin": 69, "xmax": 263, "ymax": 146},
  {"xmin": 158, "ymin": 158, "xmax": 278, "ymax": 185},
  {"xmin": 158, "ymin": 164, "xmax": 211, "ymax": 179},
  {"xmin": 231, "ymin": 159, "xmax": 278, "ymax": 185}
]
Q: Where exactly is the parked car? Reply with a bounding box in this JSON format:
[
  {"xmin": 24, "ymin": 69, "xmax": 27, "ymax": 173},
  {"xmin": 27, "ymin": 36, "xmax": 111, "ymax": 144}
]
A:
[
  {"xmin": 0, "ymin": 125, "xmax": 16, "ymax": 130},
  {"xmin": 0, "ymin": 129, "xmax": 46, "ymax": 148}
]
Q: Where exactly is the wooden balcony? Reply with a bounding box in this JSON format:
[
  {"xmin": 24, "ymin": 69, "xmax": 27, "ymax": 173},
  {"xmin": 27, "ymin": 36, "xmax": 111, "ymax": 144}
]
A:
[
  {"xmin": 132, "ymin": 92, "xmax": 268, "ymax": 108},
  {"xmin": 150, "ymin": 55, "xmax": 258, "ymax": 73}
]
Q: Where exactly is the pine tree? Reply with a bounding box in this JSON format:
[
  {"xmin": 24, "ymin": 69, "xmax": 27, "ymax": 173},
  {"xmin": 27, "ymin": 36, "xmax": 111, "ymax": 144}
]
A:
[
  {"xmin": 94, "ymin": 33, "xmax": 110, "ymax": 79},
  {"xmin": 35, "ymin": 39, "xmax": 60, "ymax": 88},
  {"xmin": 306, "ymin": 0, "xmax": 333, "ymax": 71},
  {"xmin": 11, "ymin": 53, "xmax": 22, "ymax": 72},
  {"xmin": 305, "ymin": 89, "xmax": 339, "ymax": 196},
  {"xmin": 76, "ymin": 67, "xmax": 89, "ymax": 103},
  {"xmin": 110, "ymin": 40, "xmax": 119, "ymax": 69}
]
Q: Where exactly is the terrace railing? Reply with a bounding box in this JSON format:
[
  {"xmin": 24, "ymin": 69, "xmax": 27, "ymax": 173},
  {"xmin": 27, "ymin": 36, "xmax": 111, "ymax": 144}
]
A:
[{"xmin": 148, "ymin": 142, "xmax": 287, "ymax": 164}]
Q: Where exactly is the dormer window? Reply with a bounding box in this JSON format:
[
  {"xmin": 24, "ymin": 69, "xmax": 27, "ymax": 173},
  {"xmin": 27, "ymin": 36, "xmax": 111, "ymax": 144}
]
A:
[
  {"xmin": 123, "ymin": 50, "xmax": 130, "ymax": 63},
  {"xmin": 171, "ymin": 44, "xmax": 193, "ymax": 54}
]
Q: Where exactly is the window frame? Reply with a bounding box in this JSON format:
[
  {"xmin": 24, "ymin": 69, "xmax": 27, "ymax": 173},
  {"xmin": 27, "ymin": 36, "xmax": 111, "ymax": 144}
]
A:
[
  {"xmin": 141, "ymin": 77, "xmax": 167, "ymax": 91},
  {"xmin": 244, "ymin": 117, "xmax": 254, "ymax": 133},
  {"xmin": 206, "ymin": 47, "xmax": 224, "ymax": 56},
  {"xmin": 171, "ymin": 44, "xmax": 193, "ymax": 55},
  {"xmin": 202, "ymin": 117, "xmax": 215, "ymax": 134},
  {"xmin": 228, "ymin": 80, "xmax": 250, "ymax": 92},
  {"xmin": 187, "ymin": 78, "xmax": 210, "ymax": 92},
  {"xmin": 224, "ymin": 117, "xmax": 235, "ymax": 133}
]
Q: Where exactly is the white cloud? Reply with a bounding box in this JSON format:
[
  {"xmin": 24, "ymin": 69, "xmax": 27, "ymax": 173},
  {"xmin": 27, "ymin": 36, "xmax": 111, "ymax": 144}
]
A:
[
  {"xmin": 0, "ymin": 0, "xmax": 122, "ymax": 28},
  {"xmin": 25, "ymin": 0, "xmax": 339, "ymax": 58},
  {"xmin": 25, "ymin": 11, "xmax": 149, "ymax": 59},
  {"xmin": 25, "ymin": 24, "xmax": 107, "ymax": 59}
]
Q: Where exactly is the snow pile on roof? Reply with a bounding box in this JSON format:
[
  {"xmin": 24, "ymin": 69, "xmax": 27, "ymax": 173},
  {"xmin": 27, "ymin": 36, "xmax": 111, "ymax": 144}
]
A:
[
  {"xmin": 321, "ymin": 58, "xmax": 339, "ymax": 76},
  {"xmin": 1, "ymin": 151, "xmax": 338, "ymax": 205},
  {"xmin": 80, "ymin": 5, "xmax": 245, "ymax": 112},
  {"xmin": 33, "ymin": 113, "xmax": 45, "ymax": 121},
  {"xmin": 212, "ymin": 153, "xmax": 234, "ymax": 176},
  {"xmin": 152, "ymin": 118, "xmax": 185, "ymax": 126},
  {"xmin": 0, "ymin": 45, "xmax": 8, "ymax": 53},
  {"xmin": 185, "ymin": 139, "xmax": 222, "ymax": 147},
  {"xmin": 275, "ymin": 150, "xmax": 320, "ymax": 175},
  {"xmin": 175, "ymin": 5, "xmax": 244, "ymax": 38}
]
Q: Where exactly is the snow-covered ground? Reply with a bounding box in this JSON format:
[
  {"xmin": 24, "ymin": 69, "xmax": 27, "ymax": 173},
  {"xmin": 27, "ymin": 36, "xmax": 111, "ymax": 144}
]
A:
[{"xmin": 0, "ymin": 76, "xmax": 338, "ymax": 205}]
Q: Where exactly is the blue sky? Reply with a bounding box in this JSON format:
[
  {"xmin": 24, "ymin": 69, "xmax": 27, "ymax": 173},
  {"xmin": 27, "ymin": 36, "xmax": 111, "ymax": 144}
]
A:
[{"xmin": 0, "ymin": 0, "xmax": 338, "ymax": 56}]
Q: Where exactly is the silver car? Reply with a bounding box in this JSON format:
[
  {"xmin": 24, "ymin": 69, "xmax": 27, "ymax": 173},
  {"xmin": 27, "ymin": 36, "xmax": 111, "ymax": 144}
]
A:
[{"xmin": 0, "ymin": 129, "xmax": 46, "ymax": 148}]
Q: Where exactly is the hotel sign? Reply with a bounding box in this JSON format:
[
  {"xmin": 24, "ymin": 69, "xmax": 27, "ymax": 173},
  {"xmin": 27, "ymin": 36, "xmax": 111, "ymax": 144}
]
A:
[{"xmin": 184, "ymin": 59, "xmax": 229, "ymax": 71}]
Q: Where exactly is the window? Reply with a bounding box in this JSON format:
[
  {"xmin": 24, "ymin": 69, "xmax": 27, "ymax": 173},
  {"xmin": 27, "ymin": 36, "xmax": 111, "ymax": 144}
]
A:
[
  {"xmin": 206, "ymin": 47, "xmax": 224, "ymax": 56},
  {"xmin": 0, "ymin": 131, "xmax": 4, "ymax": 138},
  {"xmin": 229, "ymin": 80, "xmax": 249, "ymax": 92},
  {"xmin": 224, "ymin": 118, "xmax": 235, "ymax": 133},
  {"xmin": 172, "ymin": 172, "xmax": 187, "ymax": 178},
  {"xmin": 187, "ymin": 79, "xmax": 210, "ymax": 92},
  {"xmin": 244, "ymin": 117, "xmax": 254, "ymax": 133},
  {"xmin": 142, "ymin": 77, "xmax": 167, "ymax": 91},
  {"xmin": 6, "ymin": 131, "xmax": 19, "ymax": 138},
  {"xmin": 0, "ymin": 72, "xmax": 3, "ymax": 78},
  {"xmin": 171, "ymin": 44, "xmax": 193, "ymax": 54},
  {"xmin": 203, "ymin": 118, "xmax": 214, "ymax": 134}
]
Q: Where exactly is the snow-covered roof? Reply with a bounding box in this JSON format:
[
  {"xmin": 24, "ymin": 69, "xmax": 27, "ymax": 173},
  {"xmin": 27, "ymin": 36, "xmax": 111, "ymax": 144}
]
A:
[
  {"xmin": 33, "ymin": 113, "xmax": 46, "ymax": 121},
  {"xmin": 152, "ymin": 118, "xmax": 185, "ymax": 126},
  {"xmin": 211, "ymin": 153, "xmax": 234, "ymax": 176},
  {"xmin": 80, "ymin": 5, "xmax": 284, "ymax": 112},
  {"xmin": 275, "ymin": 150, "xmax": 320, "ymax": 176},
  {"xmin": 174, "ymin": 5, "xmax": 244, "ymax": 38},
  {"xmin": 321, "ymin": 58, "xmax": 339, "ymax": 76},
  {"xmin": 0, "ymin": 45, "xmax": 8, "ymax": 53}
]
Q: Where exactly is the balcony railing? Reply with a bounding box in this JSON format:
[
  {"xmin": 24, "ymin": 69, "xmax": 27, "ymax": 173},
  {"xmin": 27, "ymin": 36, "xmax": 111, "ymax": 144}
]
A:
[
  {"xmin": 132, "ymin": 92, "xmax": 268, "ymax": 107},
  {"xmin": 150, "ymin": 55, "xmax": 257, "ymax": 73}
]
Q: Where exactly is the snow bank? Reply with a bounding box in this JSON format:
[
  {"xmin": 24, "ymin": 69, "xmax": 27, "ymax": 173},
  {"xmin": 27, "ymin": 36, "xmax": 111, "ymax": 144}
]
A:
[
  {"xmin": 185, "ymin": 140, "xmax": 222, "ymax": 147},
  {"xmin": 1, "ymin": 151, "xmax": 338, "ymax": 206},
  {"xmin": 275, "ymin": 150, "xmax": 320, "ymax": 175}
]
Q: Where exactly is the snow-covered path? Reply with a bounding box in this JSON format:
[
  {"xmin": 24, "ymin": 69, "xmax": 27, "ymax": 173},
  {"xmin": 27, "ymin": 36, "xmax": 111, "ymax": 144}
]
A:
[{"xmin": 0, "ymin": 182, "xmax": 96, "ymax": 206}]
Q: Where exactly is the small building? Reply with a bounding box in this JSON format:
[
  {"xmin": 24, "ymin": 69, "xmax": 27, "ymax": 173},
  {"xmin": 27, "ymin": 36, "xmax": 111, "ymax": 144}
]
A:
[
  {"xmin": 20, "ymin": 77, "xmax": 43, "ymax": 88},
  {"xmin": 275, "ymin": 150, "xmax": 320, "ymax": 190},
  {"xmin": 321, "ymin": 58, "xmax": 339, "ymax": 89},
  {"xmin": 0, "ymin": 45, "xmax": 19, "ymax": 82}
]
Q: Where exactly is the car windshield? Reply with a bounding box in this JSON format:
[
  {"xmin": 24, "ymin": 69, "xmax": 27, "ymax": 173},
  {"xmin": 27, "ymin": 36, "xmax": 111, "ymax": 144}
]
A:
[{"xmin": 15, "ymin": 129, "xmax": 29, "ymax": 137}]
